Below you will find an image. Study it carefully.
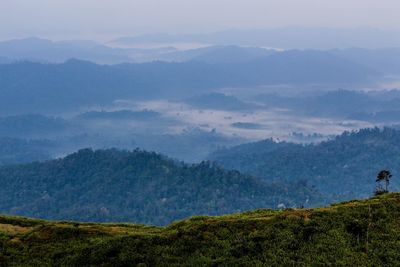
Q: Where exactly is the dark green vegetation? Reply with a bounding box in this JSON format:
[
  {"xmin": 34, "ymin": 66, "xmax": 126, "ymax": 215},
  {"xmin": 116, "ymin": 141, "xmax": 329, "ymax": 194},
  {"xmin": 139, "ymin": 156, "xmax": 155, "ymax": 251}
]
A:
[
  {"xmin": 1, "ymin": 193, "xmax": 400, "ymax": 266},
  {"xmin": 0, "ymin": 149, "xmax": 320, "ymax": 225},
  {"xmin": 210, "ymin": 128, "xmax": 400, "ymax": 203}
]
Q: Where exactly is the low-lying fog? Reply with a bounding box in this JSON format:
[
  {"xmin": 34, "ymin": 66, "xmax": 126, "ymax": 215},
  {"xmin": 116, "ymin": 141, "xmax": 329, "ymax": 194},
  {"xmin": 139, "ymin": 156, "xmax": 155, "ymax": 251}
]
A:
[
  {"xmin": 1, "ymin": 39, "xmax": 400, "ymax": 164},
  {"xmin": 3, "ymin": 83, "xmax": 399, "ymax": 164}
]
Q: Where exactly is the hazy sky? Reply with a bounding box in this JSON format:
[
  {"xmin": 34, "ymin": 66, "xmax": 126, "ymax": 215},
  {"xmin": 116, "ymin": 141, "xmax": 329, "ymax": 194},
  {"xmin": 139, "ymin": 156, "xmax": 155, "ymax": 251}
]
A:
[{"xmin": 1, "ymin": 0, "xmax": 399, "ymax": 41}]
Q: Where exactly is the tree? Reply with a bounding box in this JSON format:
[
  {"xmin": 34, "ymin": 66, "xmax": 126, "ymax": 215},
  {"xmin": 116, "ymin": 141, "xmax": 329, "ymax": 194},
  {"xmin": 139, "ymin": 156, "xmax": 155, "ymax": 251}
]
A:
[{"xmin": 375, "ymin": 170, "xmax": 392, "ymax": 195}]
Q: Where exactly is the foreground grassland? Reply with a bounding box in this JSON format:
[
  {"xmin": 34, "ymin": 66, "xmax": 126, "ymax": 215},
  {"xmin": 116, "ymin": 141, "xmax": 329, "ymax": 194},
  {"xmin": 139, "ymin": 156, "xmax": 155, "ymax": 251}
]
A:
[{"xmin": 1, "ymin": 193, "xmax": 400, "ymax": 266}]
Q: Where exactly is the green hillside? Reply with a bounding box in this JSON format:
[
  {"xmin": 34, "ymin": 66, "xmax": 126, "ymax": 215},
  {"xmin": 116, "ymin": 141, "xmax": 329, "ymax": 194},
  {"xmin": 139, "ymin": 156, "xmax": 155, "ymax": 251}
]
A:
[{"xmin": 0, "ymin": 193, "xmax": 400, "ymax": 266}]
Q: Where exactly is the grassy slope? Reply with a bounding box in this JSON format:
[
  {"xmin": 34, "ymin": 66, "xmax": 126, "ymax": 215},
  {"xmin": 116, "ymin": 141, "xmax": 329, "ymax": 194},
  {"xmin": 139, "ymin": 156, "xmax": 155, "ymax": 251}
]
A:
[{"xmin": 1, "ymin": 193, "xmax": 400, "ymax": 266}]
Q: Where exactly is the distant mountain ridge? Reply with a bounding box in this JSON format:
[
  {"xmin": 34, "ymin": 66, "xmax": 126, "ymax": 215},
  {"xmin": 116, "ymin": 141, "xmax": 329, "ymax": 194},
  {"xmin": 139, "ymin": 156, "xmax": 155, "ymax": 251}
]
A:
[
  {"xmin": 112, "ymin": 27, "xmax": 400, "ymax": 49},
  {"xmin": 0, "ymin": 53, "xmax": 380, "ymax": 114},
  {"xmin": 0, "ymin": 37, "xmax": 135, "ymax": 64},
  {"xmin": 3, "ymin": 37, "xmax": 400, "ymax": 74}
]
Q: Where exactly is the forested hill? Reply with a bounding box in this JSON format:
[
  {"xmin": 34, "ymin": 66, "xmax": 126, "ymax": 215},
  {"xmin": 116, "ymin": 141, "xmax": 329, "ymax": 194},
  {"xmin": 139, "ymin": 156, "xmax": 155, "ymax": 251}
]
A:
[
  {"xmin": 209, "ymin": 127, "xmax": 400, "ymax": 203},
  {"xmin": 0, "ymin": 149, "xmax": 320, "ymax": 225},
  {"xmin": 1, "ymin": 193, "xmax": 400, "ymax": 265}
]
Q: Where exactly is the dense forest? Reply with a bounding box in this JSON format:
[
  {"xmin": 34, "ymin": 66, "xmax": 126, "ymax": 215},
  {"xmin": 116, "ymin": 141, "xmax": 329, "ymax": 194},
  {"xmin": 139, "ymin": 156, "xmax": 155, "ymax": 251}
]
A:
[
  {"xmin": 0, "ymin": 193, "xmax": 399, "ymax": 265},
  {"xmin": 209, "ymin": 127, "xmax": 400, "ymax": 203},
  {"xmin": 0, "ymin": 149, "xmax": 321, "ymax": 225}
]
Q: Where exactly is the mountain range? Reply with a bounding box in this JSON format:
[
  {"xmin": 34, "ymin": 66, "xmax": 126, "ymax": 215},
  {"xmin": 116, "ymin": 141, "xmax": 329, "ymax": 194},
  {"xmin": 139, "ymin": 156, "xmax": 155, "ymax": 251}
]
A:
[
  {"xmin": 0, "ymin": 53, "xmax": 379, "ymax": 115},
  {"xmin": 112, "ymin": 27, "xmax": 400, "ymax": 49}
]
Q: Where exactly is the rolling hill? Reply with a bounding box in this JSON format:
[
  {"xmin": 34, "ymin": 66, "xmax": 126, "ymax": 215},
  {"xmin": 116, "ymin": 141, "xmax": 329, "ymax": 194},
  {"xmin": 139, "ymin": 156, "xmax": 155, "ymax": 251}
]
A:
[
  {"xmin": 209, "ymin": 127, "xmax": 400, "ymax": 203},
  {"xmin": 0, "ymin": 148, "xmax": 321, "ymax": 225},
  {"xmin": 0, "ymin": 193, "xmax": 399, "ymax": 265}
]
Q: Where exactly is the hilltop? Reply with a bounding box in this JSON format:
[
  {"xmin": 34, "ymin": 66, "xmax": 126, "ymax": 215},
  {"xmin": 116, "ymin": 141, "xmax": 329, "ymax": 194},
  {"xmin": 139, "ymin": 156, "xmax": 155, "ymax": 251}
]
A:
[{"xmin": 0, "ymin": 193, "xmax": 399, "ymax": 265}]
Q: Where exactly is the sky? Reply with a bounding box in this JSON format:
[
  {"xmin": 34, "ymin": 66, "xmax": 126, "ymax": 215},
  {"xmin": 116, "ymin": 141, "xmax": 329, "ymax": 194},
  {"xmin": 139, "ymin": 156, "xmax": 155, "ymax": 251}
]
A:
[{"xmin": 0, "ymin": 0, "xmax": 399, "ymax": 41}]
